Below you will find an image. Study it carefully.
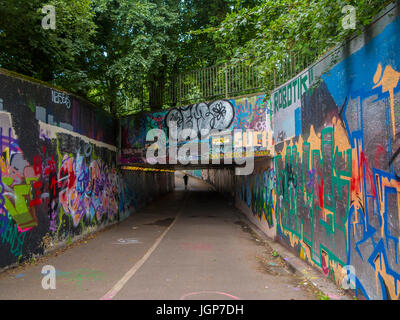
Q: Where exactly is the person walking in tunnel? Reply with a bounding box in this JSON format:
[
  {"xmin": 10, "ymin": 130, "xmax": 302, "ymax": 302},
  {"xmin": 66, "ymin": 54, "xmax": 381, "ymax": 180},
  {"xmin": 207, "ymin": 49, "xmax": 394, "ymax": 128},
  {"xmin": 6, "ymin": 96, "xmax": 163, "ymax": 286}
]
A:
[{"xmin": 183, "ymin": 174, "xmax": 189, "ymax": 190}]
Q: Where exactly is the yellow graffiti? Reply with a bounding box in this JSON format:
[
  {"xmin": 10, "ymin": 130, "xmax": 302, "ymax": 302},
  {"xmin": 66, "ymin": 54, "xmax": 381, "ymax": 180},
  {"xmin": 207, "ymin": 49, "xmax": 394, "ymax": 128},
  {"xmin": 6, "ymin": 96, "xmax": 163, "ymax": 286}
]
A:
[
  {"xmin": 277, "ymin": 115, "xmax": 354, "ymax": 282},
  {"xmin": 373, "ymin": 64, "xmax": 400, "ymax": 137},
  {"xmin": 376, "ymin": 174, "xmax": 400, "ymax": 254},
  {"xmin": 374, "ymin": 254, "xmax": 400, "ymax": 300}
]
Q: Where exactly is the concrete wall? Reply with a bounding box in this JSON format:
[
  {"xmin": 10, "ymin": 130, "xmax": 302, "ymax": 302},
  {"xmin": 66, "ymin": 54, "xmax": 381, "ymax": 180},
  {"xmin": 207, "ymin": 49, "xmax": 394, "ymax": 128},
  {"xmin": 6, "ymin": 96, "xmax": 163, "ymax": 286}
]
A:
[
  {"xmin": 0, "ymin": 70, "xmax": 174, "ymax": 270},
  {"xmin": 235, "ymin": 159, "xmax": 276, "ymax": 239},
  {"xmin": 199, "ymin": 2, "xmax": 400, "ymax": 300},
  {"xmin": 120, "ymin": 169, "xmax": 175, "ymax": 221},
  {"xmin": 202, "ymin": 168, "xmax": 235, "ymax": 197},
  {"xmin": 119, "ymin": 94, "xmax": 274, "ymax": 165},
  {"xmin": 272, "ymin": 3, "xmax": 400, "ymax": 300},
  {"xmin": 198, "ymin": 163, "xmax": 276, "ymax": 239}
]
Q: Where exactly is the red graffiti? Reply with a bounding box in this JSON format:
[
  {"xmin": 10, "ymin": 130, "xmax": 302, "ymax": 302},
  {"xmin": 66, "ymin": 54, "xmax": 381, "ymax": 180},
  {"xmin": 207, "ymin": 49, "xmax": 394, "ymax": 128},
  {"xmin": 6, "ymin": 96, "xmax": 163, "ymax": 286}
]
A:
[
  {"xmin": 318, "ymin": 177, "xmax": 324, "ymax": 210},
  {"xmin": 360, "ymin": 152, "xmax": 376, "ymax": 198},
  {"xmin": 50, "ymin": 175, "xmax": 57, "ymax": 197},
  {"xmin": 68, "ymin": 169, "xmax": 76, "ymax": 190},
  {"xmin": 351, "ymin": 151, "xmax": 377, "ymax": 198},
  {"xmin": 29, "ymin": 181, "xmax": 43, "ymax": 207},
  {"xmin": 33, "ymin": 156, "xmax": 42, "ymax": 175},
  {"xmin": 43, "ymin": 155, "xmax": 56, "ymax": 176},
  {"xmin": 321, "ymin": 253, "xmax": 329, "ymax": 277},
  {"xmin": 351, "ymin": 156, "xmax": 359, "ymax": 194}
]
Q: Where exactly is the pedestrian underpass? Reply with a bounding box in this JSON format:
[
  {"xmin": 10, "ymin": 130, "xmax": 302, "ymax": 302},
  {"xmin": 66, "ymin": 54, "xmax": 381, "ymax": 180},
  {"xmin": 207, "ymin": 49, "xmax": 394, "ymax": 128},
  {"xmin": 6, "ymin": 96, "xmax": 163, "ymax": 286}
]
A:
[
  {"xmin": 1, "ymin": 3, "xmax": 400, "ymax": 300},
  {"xmin": 0, "ymin": 171, "xmax": 324, "ymax": 300}
]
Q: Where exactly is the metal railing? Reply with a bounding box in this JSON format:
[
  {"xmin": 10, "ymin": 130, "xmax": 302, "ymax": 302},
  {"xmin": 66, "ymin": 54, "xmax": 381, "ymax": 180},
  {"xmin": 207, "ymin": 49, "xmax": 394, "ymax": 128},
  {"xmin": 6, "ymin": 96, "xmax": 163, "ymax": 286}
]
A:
[
  {"xmin": 125, "ymin": 50, "xmax": 319, "ymax": 115},
  {"xmin": 167, "ymin": 61, "xmax": 267, "ymax": 106}
]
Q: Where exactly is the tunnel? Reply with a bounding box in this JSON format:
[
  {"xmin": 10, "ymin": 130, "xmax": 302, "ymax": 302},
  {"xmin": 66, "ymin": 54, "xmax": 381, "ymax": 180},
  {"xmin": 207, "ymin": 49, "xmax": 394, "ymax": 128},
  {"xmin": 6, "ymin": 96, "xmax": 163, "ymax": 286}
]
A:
[{"xmin": 1, "ymin": 2, "xmax": 400, "ymax": 301}]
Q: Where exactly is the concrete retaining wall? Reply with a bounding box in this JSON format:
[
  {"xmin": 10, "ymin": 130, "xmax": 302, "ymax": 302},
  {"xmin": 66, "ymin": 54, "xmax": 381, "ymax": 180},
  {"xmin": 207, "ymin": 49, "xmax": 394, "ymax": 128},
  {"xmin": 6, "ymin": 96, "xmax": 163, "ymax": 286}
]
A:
[
  {"xmin": 271, "ymin": 3, "xmax": 400, "ymax": 300},
  {"xmin": 120, "ymin": 170, "xmax": 175, "ymax": 221},
  {"xmin": 0, "ymin": 70, "xmax": 174, "ymax": 270},
  {"xmin": 199, "ymin": 3, "xmax": 400, "ymax": 300}
]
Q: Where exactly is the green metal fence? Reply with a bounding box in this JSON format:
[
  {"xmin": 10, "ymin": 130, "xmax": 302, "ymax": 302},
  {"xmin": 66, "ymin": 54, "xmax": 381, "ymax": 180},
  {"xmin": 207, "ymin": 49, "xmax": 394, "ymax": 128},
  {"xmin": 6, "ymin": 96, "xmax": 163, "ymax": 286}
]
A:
[{"xmin": 128, "ymin": 50, "xmax": 319, "ymax": 114}]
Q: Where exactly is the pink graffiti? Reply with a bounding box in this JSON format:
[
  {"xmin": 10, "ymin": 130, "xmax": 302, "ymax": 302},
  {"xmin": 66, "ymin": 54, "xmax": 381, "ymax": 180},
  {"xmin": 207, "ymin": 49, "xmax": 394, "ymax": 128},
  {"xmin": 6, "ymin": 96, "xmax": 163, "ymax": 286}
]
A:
[{"xmin": 58, "ymin": 154, "xmax": 119, "ymax": 227}]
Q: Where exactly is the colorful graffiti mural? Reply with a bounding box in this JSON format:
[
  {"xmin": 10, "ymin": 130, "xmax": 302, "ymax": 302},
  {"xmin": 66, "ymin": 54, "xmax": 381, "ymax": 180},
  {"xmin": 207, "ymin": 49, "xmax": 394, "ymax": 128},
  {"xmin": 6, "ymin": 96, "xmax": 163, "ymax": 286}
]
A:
[
  {"xmin": 119, "ymin": 94, "xmax": 273, "ymax": 165},
  {"xmin": 0, "ymin": 108, "xmax": 120, "ymax": 264},
  {"xmin": 57, "ymin": 154, "xmax": 119, "ymax": 228},
  {"xmin": 236, "ymin": 167, "xmax": 275, "ymax": 228},
  {"xmin": 272, "ymin": 10, "xmax": 400, "ymax": 300},
  {"xmin": 221, "ymin": 4, "xmax": 400, "ymax": 300},
  {"xmin": 0, "ymin": 71, "xmax": 174, "ymax": 270},
  {"xmin": 233, "ymin": 95, "xmax": 271, "ymax": 132},
  {"xmin": 272, "ymin": 68, "xmax": 313, "ymax": 144}
]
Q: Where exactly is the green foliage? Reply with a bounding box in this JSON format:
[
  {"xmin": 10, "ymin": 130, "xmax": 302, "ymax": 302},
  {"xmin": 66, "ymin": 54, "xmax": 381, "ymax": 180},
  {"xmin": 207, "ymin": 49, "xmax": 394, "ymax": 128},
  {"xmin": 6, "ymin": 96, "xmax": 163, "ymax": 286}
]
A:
[
  {"xmin": 0, "ymin": 0, "xmax": 394, "ymax": 116},
  {"xmin": 210, "ymin": 0, "xmax": 393, "ymax": 73},
  {"xmin": 177, "ymin": 0, "xmax": 234, "ymax": 72},
  {"xmin": 0, "ymin": 0, "xmax": 95, "ymax": 85},
  {"xmin": 86, "ymin": 0, "xmax": 178, "ymax": 115}
]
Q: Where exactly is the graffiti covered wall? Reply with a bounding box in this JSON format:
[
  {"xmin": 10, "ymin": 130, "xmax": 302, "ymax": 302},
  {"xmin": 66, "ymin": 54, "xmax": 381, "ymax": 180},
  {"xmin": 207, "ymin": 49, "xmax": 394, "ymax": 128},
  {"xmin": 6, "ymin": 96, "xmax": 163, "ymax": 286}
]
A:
[
  {"xmin": 235, "ymin": 159, "xmax": 276, "ymax": 238},
  {"xmin": 120, "ymin": 168, "xmax": 175, "ymax": 221},
  {"xmin": 0, "ymin": 71, "xmax": 120, "ymax": 269},
  {"xmin": 272, "ymin": 67, "xmax": 313, "ymax": 144},
  {"xmin": 203, "ymin": 168, "xmax": 235, "ymax": 197},
  {"xmin": 200, "ymin": 3, "xmax": 400, "ymax": 300},
  {"xmin": 272, "ymin": 4, "xmax": 400, "ymax": 300},
  {"xmin": 119, "ymin": 94, "xmax": 274, "ymax": 165},
  {"xmin": 120, "ymin": 2, "xmax": 400, "ymax": 300},
  {"xmin": 0, "ymin": 71, "xmax": 174, "ymax": 270},
  {"xmin": 184, "ymin": 170, "xmax": 203, "ymax": 179}
]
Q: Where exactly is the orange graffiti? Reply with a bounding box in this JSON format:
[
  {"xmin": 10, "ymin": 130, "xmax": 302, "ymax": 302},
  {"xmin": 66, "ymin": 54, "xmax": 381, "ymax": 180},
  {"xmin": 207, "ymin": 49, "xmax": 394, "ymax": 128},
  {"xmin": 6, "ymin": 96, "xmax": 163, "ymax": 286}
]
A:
[{"xmin": 373, "ymin": 64, "xmax": 400, "ymax": 137}]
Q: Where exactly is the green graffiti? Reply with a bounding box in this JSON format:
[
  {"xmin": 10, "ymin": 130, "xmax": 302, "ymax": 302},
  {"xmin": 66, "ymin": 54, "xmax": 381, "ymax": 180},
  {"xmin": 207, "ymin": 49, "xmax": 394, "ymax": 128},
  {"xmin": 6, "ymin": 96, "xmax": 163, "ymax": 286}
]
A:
[
  {"xmin": 57, "ymin": 269, "xmax": 106, "ymax": 286},
  {"xmin": 0, "ymin": 216, "xmax": 26, "ymax": 257},
  {"xmin": 238, "ymin": 169, "xmax": 275, "ymax": 228},
  {"xmin": 274, "ymin": 126, "xmax": 351, "ymax": 272},
  {"xmin": 273, "ymin": 68, "xmax": 313, "ymax": 113},
  {"xmin": 2, "ymin": 177, "xmax": 38, "ymax": 229}
]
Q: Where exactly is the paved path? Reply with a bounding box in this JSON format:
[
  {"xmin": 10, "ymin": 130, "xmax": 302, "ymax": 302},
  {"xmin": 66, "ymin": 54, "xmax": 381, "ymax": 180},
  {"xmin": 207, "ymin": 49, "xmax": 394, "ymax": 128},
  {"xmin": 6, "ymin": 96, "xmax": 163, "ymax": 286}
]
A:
[{"xmin": 0, "ymin": 172, "xmax": 318, "ymax": 300}]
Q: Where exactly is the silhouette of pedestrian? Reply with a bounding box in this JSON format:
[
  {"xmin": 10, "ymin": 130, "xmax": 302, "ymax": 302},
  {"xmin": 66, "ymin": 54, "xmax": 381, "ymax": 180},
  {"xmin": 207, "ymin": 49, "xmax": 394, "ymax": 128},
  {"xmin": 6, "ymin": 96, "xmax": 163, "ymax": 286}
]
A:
[{"xmin": 183, "ymin": 174, "xmax": 189, "ymax": 190}]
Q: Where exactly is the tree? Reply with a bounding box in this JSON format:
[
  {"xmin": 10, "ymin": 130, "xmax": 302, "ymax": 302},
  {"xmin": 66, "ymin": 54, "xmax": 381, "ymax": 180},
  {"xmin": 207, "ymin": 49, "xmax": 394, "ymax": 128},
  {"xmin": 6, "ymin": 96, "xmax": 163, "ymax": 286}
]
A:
[
  {"xmin": 2, "ymin": 0, "xmax": 391, "ymax": 116},
  {"xmin": 87, "ymin": 0, "xmax": 178, "ymax": 114},
  {"xmin": 209, "ymin": 0, "xmax": 393, "ymax": 74},
  {"xmin": 0, "ymin": 0, "xmax": 96, "ymax": 95},
  {"xmin": 176, "ymin": 0, "xmax": 236, "ymax": 73}
]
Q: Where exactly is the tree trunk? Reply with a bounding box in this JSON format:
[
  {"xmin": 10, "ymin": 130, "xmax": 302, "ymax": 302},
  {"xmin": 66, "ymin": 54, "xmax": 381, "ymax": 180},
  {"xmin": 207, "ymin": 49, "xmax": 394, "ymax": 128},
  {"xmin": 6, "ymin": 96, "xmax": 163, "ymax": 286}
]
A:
[
  {"xmin": 149, "ymin": 74, "xmax": 164, "ymax": 111},
  {"xmin": 149, "ymin": 55, "xmax": 168, "ymax": 111}
]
